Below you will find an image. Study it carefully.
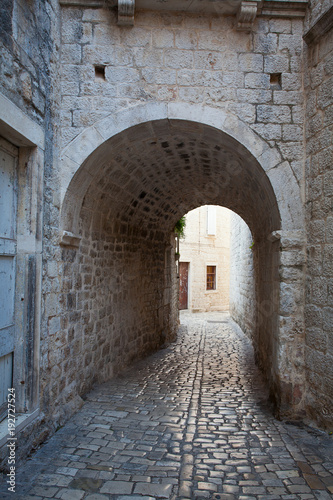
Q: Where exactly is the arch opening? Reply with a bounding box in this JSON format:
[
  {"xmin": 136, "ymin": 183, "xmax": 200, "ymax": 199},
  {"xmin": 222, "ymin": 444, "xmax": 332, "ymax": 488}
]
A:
[{"xmin": 58, "ymin": 118, "xmax": 295, "ymax": 418}]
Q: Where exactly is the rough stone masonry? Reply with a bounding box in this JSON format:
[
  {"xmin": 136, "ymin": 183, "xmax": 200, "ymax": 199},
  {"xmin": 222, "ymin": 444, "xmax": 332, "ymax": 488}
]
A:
[{"xmin": 0, "ymin": 0, "xmax": 332, "ymax": 464}]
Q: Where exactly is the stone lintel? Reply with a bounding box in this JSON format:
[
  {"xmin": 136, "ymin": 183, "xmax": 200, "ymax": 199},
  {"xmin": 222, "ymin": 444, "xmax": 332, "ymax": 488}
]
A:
[
  {"xmin": 303, "ymin": 5, "xmax": 333, "ymax": 45},
  {"xmin": 60, "ymin": 231, "xmax": 82, "ymax": 248},
  {"xmin": 260, "ymin": 0, "xmax": 308, "ymax": 18}
]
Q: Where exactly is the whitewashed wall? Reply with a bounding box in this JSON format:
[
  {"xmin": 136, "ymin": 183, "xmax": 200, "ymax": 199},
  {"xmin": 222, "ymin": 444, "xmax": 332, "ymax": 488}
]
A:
[{"xmin": 229, "ymin": 212, "xmax": 256, "ymax": 340}]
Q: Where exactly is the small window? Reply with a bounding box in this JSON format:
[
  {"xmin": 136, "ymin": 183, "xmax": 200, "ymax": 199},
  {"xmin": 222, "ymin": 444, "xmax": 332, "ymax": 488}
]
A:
[
  {"xmin": 95, "ymin": 65, "xmax": 106, "ymax": 81},
  {"xmin": 207, "ymin": 206, "xmax": 216, "ymax": 235},
  {"xmin": 207, "ymin": 265, "xmax": 216, "ymax": 290},
  {"xmin": 270, "ymin": 73, "xmax": 281, "ymax": 90}
]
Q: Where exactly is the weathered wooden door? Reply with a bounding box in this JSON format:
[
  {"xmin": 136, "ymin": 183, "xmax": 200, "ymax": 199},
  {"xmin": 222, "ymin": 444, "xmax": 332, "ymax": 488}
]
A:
[
  {"xmin": 179, "ymin": 262, "xmax": 189, "ymax": 310},
  {"xmin": 0, "ymin": 138, "xmax": 17, "ymax": 418}
]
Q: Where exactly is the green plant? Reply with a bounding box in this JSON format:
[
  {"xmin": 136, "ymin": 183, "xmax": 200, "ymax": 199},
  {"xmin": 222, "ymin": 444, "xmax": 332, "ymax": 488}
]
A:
[
  {"xmin": 249, "ymin": 241, "xmax": 255, "ymax": 250},
  {"xmin": 174, "ymin": 216, "xmax": 186, "ymax": 239}
]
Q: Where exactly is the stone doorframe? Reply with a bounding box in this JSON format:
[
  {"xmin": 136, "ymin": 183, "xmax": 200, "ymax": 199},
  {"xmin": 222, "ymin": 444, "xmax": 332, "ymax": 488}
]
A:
[
  {"xmin": 59, "ymin": 102, "xmax": 307, "ymax": 418},
  {"xmin": 0, "ymin": 92, "xmax": 44, "ymax": 442}
]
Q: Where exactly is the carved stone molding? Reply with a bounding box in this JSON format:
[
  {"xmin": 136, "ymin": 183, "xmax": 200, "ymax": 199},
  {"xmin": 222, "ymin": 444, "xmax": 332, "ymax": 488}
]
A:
[
  {"xmin": 117, "ymin": 0, "xmax": 135, "ymax": 26},
  {"xmin": 304, "ymin": 5, "xmax": 333, "ymax": 45},
  {"xmin": 236, "ymin": 1, "xmax": 258, "ymax": 31},
  {"xmin": 60, "ymin": 231, "xmax": 82, "ymax": 248}
]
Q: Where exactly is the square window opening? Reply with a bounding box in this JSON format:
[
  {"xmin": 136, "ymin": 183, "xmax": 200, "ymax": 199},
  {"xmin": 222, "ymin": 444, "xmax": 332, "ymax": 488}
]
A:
[
  {"xmin": 270, "ymin": 73, "xmax": 282, "ymax": 90},
  {"xmin": 95, "ymin": 65, "xmax": 106, "ymax": 81}
]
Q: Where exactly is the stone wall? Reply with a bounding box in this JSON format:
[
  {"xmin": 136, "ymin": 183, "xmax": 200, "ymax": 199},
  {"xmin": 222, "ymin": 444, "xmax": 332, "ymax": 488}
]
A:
[
  {"xmin": 41, "ymin": 202, "xmax": 177, "ymax": 426},
  {"xmin": 57, "ymin": 3, "xmax": 307, "ymax": 425},
  {"xmin": 0, "ymin": 0, "xmax": 61, "ymax": 464},
  {"xmin": 0, "ymin": 0, "xmax": 57, "ymax": 124},
  {"xmin": 59, "ymin": 5, "xmax": 306, "ymax": 171},
  {"xmin": 304, "ymin": 7, "xmax": 333, "ymax": 429},
  {"xmin": 2, "ymin": 0, "xmax": 330, "ymax": 467},
  {"xmin": 229, "ymin": 212, "xmax": 256, "ymax": 340}
]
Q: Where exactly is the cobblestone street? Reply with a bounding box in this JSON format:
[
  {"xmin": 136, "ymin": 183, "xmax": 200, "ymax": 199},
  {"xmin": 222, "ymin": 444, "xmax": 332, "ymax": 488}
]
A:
[{"xmin": 1, "ymin": 312, "xmax": 332, "ymax": 500}]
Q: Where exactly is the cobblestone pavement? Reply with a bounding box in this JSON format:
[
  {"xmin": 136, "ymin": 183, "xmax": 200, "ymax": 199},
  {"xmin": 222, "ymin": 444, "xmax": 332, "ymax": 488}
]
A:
[{"xmin": 1, "ymin": 312, "xmax": 332, "ymax": 500}]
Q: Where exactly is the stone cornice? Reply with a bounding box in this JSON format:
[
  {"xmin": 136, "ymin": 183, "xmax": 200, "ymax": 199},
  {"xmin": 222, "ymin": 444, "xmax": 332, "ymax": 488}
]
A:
[
  {"xmin": 303, "ymin": 5, "xmax": 333, "ymax": 45},
  {"xmin": 60, "ymin": 0, "xmax": 308, "ymax": 27},
  {"xmin": 260, "ymin": 0, "xmax": 308, "ymax": 18}
]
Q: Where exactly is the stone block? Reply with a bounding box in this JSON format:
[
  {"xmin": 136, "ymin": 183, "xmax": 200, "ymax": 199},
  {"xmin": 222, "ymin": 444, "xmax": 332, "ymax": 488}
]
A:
[
  {"xmin": 119, "ymin": 27, "xmax": 151, "ymax": 47},
  {"xmin": 165, "ymin": 49, "xmax": 194, "ymax": 69},
  {"xmin": 61, "ymin": 44, "xmax": 82, "ymax": 65},
  {"xmin": 256, "ymin": 105, "xmax": 291, "ymax": 123},
  {"xmin": 318, "ymin": 77, "xmax": 333, "ymax": 109},
  {"xmin": 82, "ymin": 8, "xmax": 109, "ymax": 22},
  {"xmin": 175, "ymin": 30, "xmax": 198, "ymax": 50},
  {"xmin": 324, "ymin": 171, "xmax": 333, "ymax": 197},
  {"xmin": 142, "ymin": 68, "xmax": 177, "ymax": 85},
  {"xmin": 134, "ymin": 482, "xmax": 173, "ymax": 497},
  {"xmin": 48, "ymin": 316, "xmax": 61, "ymax": 336},
  {"xmin": 326, "ymin": 217, "xmax": 333, "ymax": 242},
  {"xmin": 156, "ymin": 86, "xmax": 178, "ymax": 101},
  {"xmin": 309, "ymin": 219, "xmax": 326, "ymax": 243},
  {"xmin": 105, "ymin": 67, "xmax": 140, "ymax": 83},
  {"xmin": 62, "ymin": 19, "xmax": 85, "ymax": 44},
  {"xmin": 205, "ymin": 87, "xmax": 237, "ymax": 104},
  {"xmin": 245, "ymin": 72, "xmax": 270, "ymax": 89},
  {"xmin": 238, "ymin": 53, "xmax": 263, "ymax": 73},
  {"xmin": 194, "ymin": 50, "xmax": 226, "ymax": 70},
  {"xmin": 290, "ymin": 55, "xmax": 302, "ymax": 73},
  {"xmin": 222, "ymin": 71, "xmax": 245, "ymax": 87},
  {"xmin": 279, "ymin": 142, "xmax": 304, "ymax": 161},
  {"xmin": 92, "ymin": 23, "xmax": 119, "ymax": 46},
  {"xmin": 282, "ymin": 73, "xmax": 302, "ymax": 91},
  {"xmin": 177, "ymin": 69, "xmax": 208, "ymax": 87},
  {"xmin": 134, "ymin": 48, "xmax": 163, "ymax": 67},
  {"xmin": 229, "ymin": 103, "xmax": 256, "ymax": 123},
  {"xmin": 61, "ymin": 81, "xmax": 80, "ymax": 96},
  {"xmin": 253, "ymin": 33, "xmax": 278, "ymax": 54},
  {"xmin": 269, "ymin": 19, "xmax": 292, "ymax": 33},
  {"xmin": 100, "ymin": 480, "xmax": 134, "ymax": 494},
  {"xmin": 278, "ymin": 34, "xmax": 302, "ymax": 56},
  {"xmin": 264, "ymin": 55, "xmax": 289, "ymax": 73},
  {"xmin": 311, "ymin": 277, "xmax": 328, "ymax": 305},
  {"xmin": 323, "ymin": 307, "xmax": 333, "ymax": 333},
  {"xmin": 237, "ymin": 89, "xmax": 272, "ymax": 103},
  {"xmin": 280, "ymin": 282, "xmax": 301, "ymax": 316},
  {"xmin": 273, "ymin": 90, "xmax": 302, "ymax": 105},
  {"xmin": 305, "ymin": 304, "xmax": 323, "ymax": 329},
  {"xmin": 152, "ymin": 29, "xmax": 174, "ymax": 48},
  {"xmin": 292, "ymin": 105, "xmax": 304, "ymax": 124},
  {"xmin": 198, "ymin": 30, "xmax": 229, "ymax": 51},
  {"xmin": 19, "ymin": 71, "xmax": 32, "ymax": 101},
  {"xmin": 281, "ymin": 249, "xmax": 306, "ymax": 267},
  {"xmin": 252, "ymin": 123, "xmax": 282, "ymax": 140}
]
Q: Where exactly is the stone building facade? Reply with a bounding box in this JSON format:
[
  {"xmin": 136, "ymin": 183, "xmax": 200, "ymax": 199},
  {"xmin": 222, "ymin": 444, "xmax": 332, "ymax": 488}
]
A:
[
  {"xmin": 179, "ymin": 205, "xmax": 231, "ymax": 312},
  {"xmin": 0, "ymin": 0, "xmax": 332, "ymax": 462}
]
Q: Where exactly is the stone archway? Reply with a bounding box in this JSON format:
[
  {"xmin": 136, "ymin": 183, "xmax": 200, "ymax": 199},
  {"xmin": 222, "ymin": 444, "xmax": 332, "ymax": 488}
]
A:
[{"xmin": 58, "ymin": 103, "xmax": 306, "ymax": 420}]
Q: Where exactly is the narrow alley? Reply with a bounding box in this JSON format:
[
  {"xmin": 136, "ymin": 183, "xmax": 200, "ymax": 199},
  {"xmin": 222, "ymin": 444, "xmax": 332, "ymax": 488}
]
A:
[{"xmin": 1, "ymin": 313, "xmax": 332, "ymax": 500}]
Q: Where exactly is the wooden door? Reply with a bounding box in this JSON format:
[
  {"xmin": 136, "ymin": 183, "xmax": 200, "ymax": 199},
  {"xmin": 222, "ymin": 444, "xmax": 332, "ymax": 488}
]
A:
[
  {"xmin": 0, "ymin": 139, "xmax": 17, "ymax": 419},
  {"xmin": 179, "ymin": 262, "xmax": 189, "ymax": 310}
]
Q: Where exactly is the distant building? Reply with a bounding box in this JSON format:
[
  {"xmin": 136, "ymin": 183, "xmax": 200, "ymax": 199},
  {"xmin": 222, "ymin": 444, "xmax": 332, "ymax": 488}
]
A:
[{"xmin": 179, "ymin": 206, "xmax": 231, "ymax": 312}]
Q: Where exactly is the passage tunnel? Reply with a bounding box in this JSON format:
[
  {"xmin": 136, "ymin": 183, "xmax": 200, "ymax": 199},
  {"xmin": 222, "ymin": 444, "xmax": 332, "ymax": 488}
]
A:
[{"xmin": 60, "ymin": 119, "xmax": 281, "ymax": 409}]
